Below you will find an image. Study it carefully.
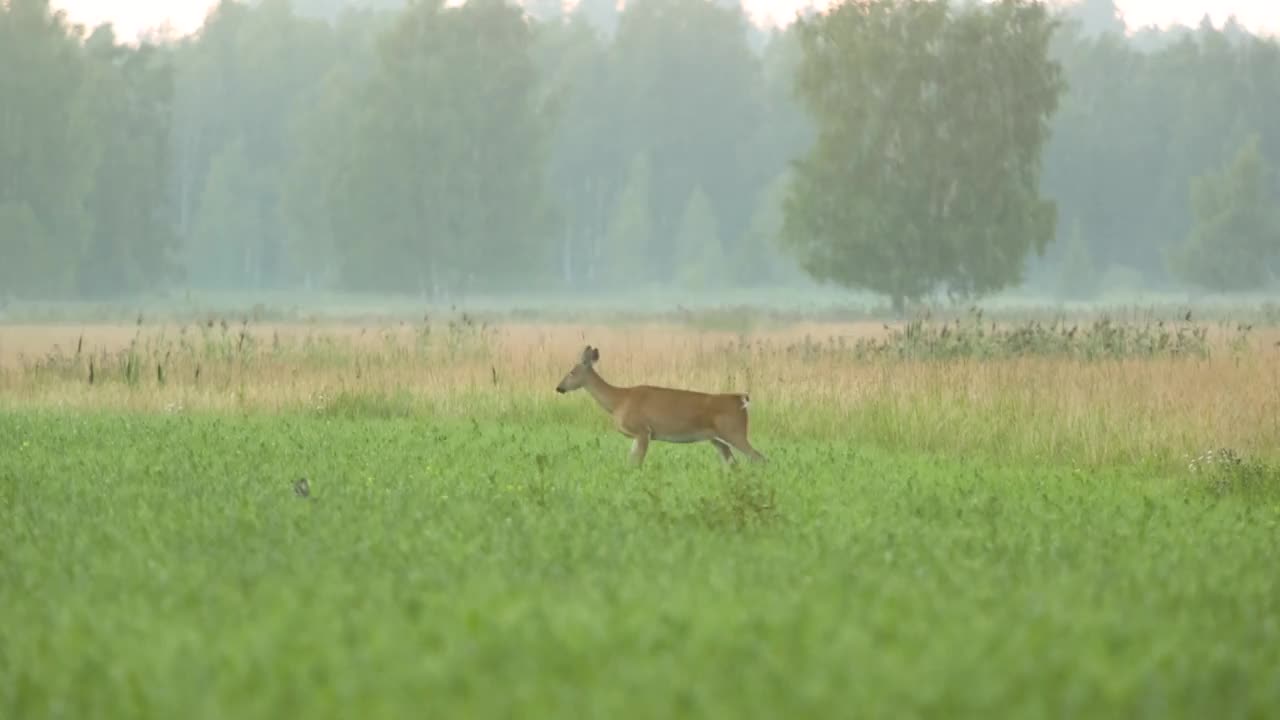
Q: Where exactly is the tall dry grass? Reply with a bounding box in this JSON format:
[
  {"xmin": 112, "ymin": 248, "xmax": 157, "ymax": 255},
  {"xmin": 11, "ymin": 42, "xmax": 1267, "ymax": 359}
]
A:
[{"xmin": 2, "ymin": 317, "xmax": 1278, "ymax": 469}]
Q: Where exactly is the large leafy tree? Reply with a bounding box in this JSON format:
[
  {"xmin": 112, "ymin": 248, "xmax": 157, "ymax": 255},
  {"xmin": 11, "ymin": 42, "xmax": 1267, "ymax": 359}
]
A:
[
  {"xmin": 0, "ymin": 0, "xmax": 96, "ymax": 298},
  {"xmin": 171, "ymin": 0, "xmax": 339, "ymax": 290},
  {"xmin": 601, "ymin": 153, "xmax": 656, "ymax": 288},
  {"xmin": 780, "ymin": 0, "xmax": 1065, "ymax": 311},
  {"xmin": 533, "ymin": 11, "xmax": 623, "ymax": 289},
  {"xmin": 1168, "ymin": 135, "xmax": 1280, "ymax": 294},
  {"xmin": 78, "ymin": 25, "xmax": 180, "ymax": 297},
  {"xmin": 280, "ymin": 6, "xmax": 390, "ymax": 289},
  {"xmin": 0, "ymin": 0, "xmax": 178, "ymax": 299},
  {"xmin": 299, "ymin": 0, "xmax": 558, "ymax": 296},
  {"xmin": 1037, "ymin": 20, "xmax": 1163, "ymax": 284},
  {"xmin": 739, "ymin": 25, "xmax": 814, "ymax": 287},
  {"xmin": 610, "ymin": 0, "xmax": 765, "ymax": 284},
  {"xmin": 674, "ymin": 185, "xmax": 726, "ymax": 290},
  {"xmin": 1061, "ymin": 0, "xmax": 1124, "ymax": 37},
  {"xmin": 11, "ymin": 0, "xmax": 1280, "ymax": 303},
  {"xmin": 1039, "ymin": 17, "xmax": 1280, "ymax": 288}
]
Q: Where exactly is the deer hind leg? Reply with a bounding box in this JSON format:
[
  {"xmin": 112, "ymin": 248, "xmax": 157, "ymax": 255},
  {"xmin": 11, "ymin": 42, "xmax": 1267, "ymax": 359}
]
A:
[
  {"xmin": 726, "ymin": 436, "xmax": 766, "ymax": 463},
  {"xmin": 716, "ymin": 415, "xmax": 767, "ymax": 464},
  {"xmin": 711, "ymin": 438, "xmax": 736, "ymax": 465}
]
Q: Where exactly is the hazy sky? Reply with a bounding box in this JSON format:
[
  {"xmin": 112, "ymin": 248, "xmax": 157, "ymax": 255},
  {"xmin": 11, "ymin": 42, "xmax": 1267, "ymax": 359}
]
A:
[{"xmin": 51, "ymin": 0, "xmax": 1280, "ymax": 41}]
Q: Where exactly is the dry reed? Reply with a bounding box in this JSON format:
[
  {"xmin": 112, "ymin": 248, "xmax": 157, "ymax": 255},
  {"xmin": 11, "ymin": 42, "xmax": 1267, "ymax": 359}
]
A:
[{"xmin": 2, "ymin": 319, "xmax": 1278, "ymax": 469}]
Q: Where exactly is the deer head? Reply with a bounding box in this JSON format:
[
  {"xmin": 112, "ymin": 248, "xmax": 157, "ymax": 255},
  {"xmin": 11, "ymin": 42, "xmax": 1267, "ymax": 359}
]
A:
[{"xmin": 555, "ymin": 345, "xmax": 600, "ymax": 394}]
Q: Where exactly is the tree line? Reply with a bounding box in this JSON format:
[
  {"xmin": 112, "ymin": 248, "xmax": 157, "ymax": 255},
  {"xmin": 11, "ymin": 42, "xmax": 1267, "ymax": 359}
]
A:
[{"xmin": 1, "ymin": 0, "xmax": 1277, "ymax": 306}]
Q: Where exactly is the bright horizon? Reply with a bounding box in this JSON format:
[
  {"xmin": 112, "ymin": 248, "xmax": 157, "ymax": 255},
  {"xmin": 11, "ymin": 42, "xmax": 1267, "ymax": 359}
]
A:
[{"xmin": 50, "ymin": 0, "xmax": 1280, "ymax": 42}]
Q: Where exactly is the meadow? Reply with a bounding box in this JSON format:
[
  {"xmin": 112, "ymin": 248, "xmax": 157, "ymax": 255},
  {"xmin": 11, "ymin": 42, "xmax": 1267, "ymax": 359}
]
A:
[{"xmin": 3, "ymin": 304, "xmax": 1280, "ymax": 718}]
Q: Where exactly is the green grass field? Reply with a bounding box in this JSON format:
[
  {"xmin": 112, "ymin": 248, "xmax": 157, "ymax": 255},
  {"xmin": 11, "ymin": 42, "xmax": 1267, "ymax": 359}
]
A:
[{"xmin": 4, "ymin": 408, "xmax": 1279, "ymax": 718}]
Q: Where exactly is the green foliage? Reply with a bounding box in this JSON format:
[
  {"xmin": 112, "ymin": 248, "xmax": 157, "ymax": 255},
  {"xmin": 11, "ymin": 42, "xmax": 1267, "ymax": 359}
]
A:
[
  {"xmin": 78, "ymin": 25, "xmax": 180, "ymax": 297},
  {"xmin": 1056, "ymin": 218, "xmax": 1098, "ymax": 300},
  {"xmin": 9, "ymin": 0, "xmax": 1280, "ymax": 301},
  {"xmin": 755, "ymin": 27, "xmax": 813, "ymax": 193},
  {"xmin": 1168, "ymin": 135, "xmax": 1280, "ymax": 293},
  {"xmin": 782, "ymin": 0, "xmax": 1066, "ymax": 312},
  {"xmin": 189, "ymin": 138, "xmax": 267, "ymax": 289},
  {"xmin": 1042, "ymin": 18, "xmax": 1280, "ymax": 285},
  {"xmin": 840, "ymin": 308, "xmax": 1228, "ymax": 361},
  {"xmin": 1061, "ymin": 0, "xmax": 1126, "ymax": 37},
  {"xmin": 295, "ymin": 0, "xmax": 558, "ymax": 295},
  {"xmin": 610, "ymin": 0, "xmax": 766, "ymax": 281},
  {"xmin": 533, "ymin": 13, "xmax": 616, "ymax": 289},
  {"xmin": 280, "ymin": 61, "xmax": 364, "ymax": 289},
  {"xmin": 0, "ymin": 2, "xmax": 180, "ymax": 299},
  {"xmin": 0, "ymin": 201, "xmax": 56, "ymax": 298},
  {"xmin": 737, "ymin": 171, "xmax": 805, "ymax": 287},
  {"xmin": 602, "ymin": 153, "xmax": 656, "ymax": 288},
  {"xmin": 674, "ymin": 186, "xmax": 726, "ymax": 290},
  {"xmin": 171, "ymin": 0, "xmax": 341, "ymax": 290},
  {"xmin": 316, "ymin": 389, "xmax": 418, "ymax": 419},
  {"xmin": 0, "ymin": 0, "xmax": 95, "ymax": 298},
  {"xmin": 1186, "ymin": 447, "xmax": 1280, "ymax": 500},
  {"xmin": 2, "ymin": 411, "xmax": 1279, "ymax": 717}
]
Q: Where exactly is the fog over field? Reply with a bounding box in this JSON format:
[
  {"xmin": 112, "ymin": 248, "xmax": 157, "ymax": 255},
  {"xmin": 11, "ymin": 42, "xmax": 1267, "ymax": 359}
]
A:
[
  {"xmin": 2, "ymin": 0, "xmax": 1279, "ymax": 318},
  {"xmin": 3, "ymin": 1, "xmax": 1280, "ymax": 718}
]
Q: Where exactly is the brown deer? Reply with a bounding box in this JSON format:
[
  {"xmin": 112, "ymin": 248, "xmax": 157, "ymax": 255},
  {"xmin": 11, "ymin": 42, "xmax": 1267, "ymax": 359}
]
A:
[{"xmin": 555, "ymin": 345, "xmax": 766, "ymax": 467}]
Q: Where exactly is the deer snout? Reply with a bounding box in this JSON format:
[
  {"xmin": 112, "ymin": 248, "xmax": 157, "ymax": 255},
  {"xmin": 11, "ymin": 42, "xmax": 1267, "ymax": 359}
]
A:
[{"xmin": 555, "ymin": 385, "xmax": 566, "ymax": 394}]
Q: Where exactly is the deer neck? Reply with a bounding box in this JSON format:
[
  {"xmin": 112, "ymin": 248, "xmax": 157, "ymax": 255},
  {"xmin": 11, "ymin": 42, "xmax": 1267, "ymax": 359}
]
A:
[{"xmin": 582, "ymin": 367, "xmax": 624, "ymax": 414}]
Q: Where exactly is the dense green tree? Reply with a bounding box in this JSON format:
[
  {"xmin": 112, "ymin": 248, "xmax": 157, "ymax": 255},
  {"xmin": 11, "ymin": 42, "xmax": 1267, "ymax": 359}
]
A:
[
  {"xmin": 7, "ymin": 0, "xmax": 1280, "ymax": 303},
  {"xmin": 674, "ymin": 186, "xmax": 727, "ymax": 290},
  {"xmin": 534, "ymin": 11, "xmax": 623, "ymax": 289},
  {"xmin": 280, "ymin": 62, "xmax": 359, "ymax": 290},
  {"xmin": 281, "ymin": 7, "xmax": 388, "ymax": 288},
  {"xmin": 1059, "ymin": 0, "xmax": 1123, "ymax": 37},
  {"xmin": 1054, "ymin": 218, "xmax": 1097, "ymax": 299},
  {"xmin": 0, "ymin": 0, "xmax": 95, "ymax": 298},
  {"xmin": 610, "ymin": 0, "xmax": 765, "ymax": 283},
  {"xmin": 1040, "ymin": 17, "xmax": 1280, "ymax": 287},
  {"xmin": 299, "ymin": 0, "xmax": 558, "ymax": 296},
  {"xmin": 781, "ymin": 0, "xmax": 1065, "ymax": 311},
  {"xmin": 171, "ymin": 0, "xmax": 339, "ymax": 289},
  {"xmin": 188, "ymin": 138, "xmax": 269, "ymax": 289},
  {"xmin": 0, "ymin": 1, "xmax": 178, "ymax": 299},
  {"xmin": 754, "ymin": 25, "xmax": 812, "ymax": 195},
  {"xmin": 601, "ymin": 153, "xmax": 656, "ymax": 288},
  {"xmin": 737, "ymin": 25, "xmax": 813, "ymax": 286},
  {"xmin": 1039, "ymin": 21, "xmax": 1158, "ymax": 281},
  {"xmin": 78, "ymin": 26, "xmax": 179, "ymax": 297},
  {"xmin": 0, "ymin": 201, "xmax": 54, "ymax": 299},
  {"xmin": 1168, "ymin": 136, "xmax": 1280, "ymax": 294},
  {"xmin": 737, "ymin": 171, "xmax": 804, "ymax": 287},
  {"xmin": 435, "ymin": 0, "xmax": 560, "ymax": 293}
]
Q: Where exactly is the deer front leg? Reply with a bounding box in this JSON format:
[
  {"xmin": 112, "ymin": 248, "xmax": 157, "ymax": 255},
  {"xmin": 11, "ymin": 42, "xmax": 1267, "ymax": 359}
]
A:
[
  {"xmin": 615, "ymin": 412, "xmax": 652, "ymax": 468},
  {"xmin": 629, "ymin": 432, "xmax": 650, "ymax": 467}
]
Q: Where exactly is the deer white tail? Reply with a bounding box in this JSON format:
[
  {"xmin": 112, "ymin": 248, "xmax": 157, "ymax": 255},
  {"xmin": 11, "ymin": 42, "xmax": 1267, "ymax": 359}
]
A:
[{"xmin": 741, "ymin": 393, "xmax": 751, "ymax": 410}]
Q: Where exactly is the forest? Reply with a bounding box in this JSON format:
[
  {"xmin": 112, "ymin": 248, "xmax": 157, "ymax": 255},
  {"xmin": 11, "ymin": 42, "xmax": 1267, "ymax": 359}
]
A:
[
  {"xmin": 5, "ymin": 4, "xmax": 1280, "ymax": 715},
  {"xmin": 1, "ymin": 0, "xmax": 1278, "ymax": 305}
]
